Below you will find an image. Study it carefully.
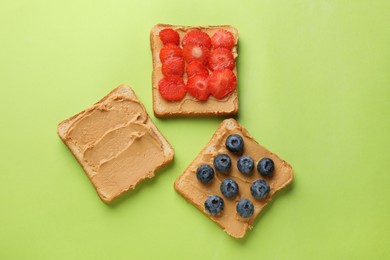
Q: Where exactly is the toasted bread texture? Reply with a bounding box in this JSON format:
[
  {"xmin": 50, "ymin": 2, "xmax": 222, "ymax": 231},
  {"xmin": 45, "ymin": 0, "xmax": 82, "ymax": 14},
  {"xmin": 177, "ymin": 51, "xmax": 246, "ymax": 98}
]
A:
[
  {"xmin": 57, "ymin": 85, "xmax": 174, "ymax": 202},
  {"xmin": 150, "ymin": 24, "xmax": 239, "ymax": 117},
  {"xmin": 174, "ymin": 119, "xmax": 293, "ymax": 238}
]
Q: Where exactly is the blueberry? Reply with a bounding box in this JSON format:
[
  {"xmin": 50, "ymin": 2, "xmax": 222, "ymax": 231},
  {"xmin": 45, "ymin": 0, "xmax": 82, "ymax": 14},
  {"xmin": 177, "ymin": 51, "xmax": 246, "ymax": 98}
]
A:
[
  {"xmin": 237, "ymin": 155, "xmax": 254, "ymax": 175},
  {"xmin": 204, "ymin": 195, "xmax": 224, "ymax": 216},
  {"xmin": 236, "ymin": 199, "xmax": 254, "ymax": 218},
  {"xmin": 196, "ymin": 164, "xmax": 214, "ymax": 184},
  {"xmin": 225, "ymin": 134, "xmax": 244, "ymax": 154},
  {"xmin": 213, "ymin": 154, "xmax": 231, "ymax": 173},
  {"xmin": 220, "ymin": 178, "xmax": 239, "ymax": 198},
  {"xmin": 257, "ymin": 158, "xmax": 275, "ymax": 176},
  {"xmin": 250, "ymin": 179, "xmax": 270, "ymax": 200}
]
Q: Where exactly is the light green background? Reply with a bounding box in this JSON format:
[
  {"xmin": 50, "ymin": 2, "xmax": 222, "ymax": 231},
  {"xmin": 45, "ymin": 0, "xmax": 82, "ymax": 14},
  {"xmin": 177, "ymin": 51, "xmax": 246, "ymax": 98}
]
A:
[{"xmin": 1, "ymin": 1, "xmax": 389, "ymax": 259}]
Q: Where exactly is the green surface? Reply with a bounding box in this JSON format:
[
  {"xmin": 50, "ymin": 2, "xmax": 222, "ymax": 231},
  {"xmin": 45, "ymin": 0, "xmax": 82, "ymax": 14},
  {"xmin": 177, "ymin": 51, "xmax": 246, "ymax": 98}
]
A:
[{"xmin": 1, "ymin": 0, "xmax": 389, "ymax": 259}]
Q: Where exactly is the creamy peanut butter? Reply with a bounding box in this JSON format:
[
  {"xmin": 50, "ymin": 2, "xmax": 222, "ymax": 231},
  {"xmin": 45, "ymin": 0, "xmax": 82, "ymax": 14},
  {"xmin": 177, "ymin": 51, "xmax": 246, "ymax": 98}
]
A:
[
  {"xmin": 151, "ymin": 24, "xmax": 239, "ymax": 116},
  {"xmin": 64, "ymin": 94, "xmax": 167, "ymax": 202},
  {"xmin": 174, "ymin": 119, "xmax": 293, "ymax": 238}
]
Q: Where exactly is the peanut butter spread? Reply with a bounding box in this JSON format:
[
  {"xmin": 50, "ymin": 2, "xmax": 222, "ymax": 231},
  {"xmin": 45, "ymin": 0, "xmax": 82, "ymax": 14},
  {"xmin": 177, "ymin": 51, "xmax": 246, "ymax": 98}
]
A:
[
  {"xmin": 64, "ymin": 95, "xmax": 166, "ymax": 202},
  {"xmin": 174, "ymin": 119, "xmax": 293, "ymax": 238},
  {"xmin": 151, "ymin": 25, "xmax": 239, "ymax": 116}
]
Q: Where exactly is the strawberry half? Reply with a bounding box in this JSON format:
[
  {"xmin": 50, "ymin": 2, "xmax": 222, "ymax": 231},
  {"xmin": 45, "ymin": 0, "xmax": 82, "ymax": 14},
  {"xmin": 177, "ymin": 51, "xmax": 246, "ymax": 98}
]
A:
[
  {"xmin": 211, "ymin": 30, "xmax": 235, "ymax": 50},
  {"xmin": 208, "ymin": 69, "xmax": 237, "ymax": 99},
  {"xmin": 158, "ymin": 76, "xmax": 187, "ymax": 101},
  {"xmin": 208, "ymin": 48, "xmax": 235, "ymax": 71},
  {"xmin": 186, "ymin": 61, "xmax": 209, "ymax": 78},
  {"xmin": 182, "ymin": 30, "xmax": 211, "ymax": 48},
  {"xmin": 159, "ymin": 28, "xmax": 180, "ymax": 45},
  {"xmin": 183, "ymin": 44, "xmax": 209, "ymax": 65},
  {"xmin": 185, "ymin": 74, "xmax": 210, "ymax": 101},
  {"xmin": 162, "ymin": 57, "xmax": 184, "ymax": 77},
  {"xmin": 159, "ymin": 44, "xmax": 182, "ymax": 63}
]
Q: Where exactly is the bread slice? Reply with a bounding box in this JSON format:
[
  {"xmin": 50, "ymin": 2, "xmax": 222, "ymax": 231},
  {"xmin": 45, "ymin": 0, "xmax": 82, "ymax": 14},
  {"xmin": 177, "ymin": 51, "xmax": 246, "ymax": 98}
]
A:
[
  {"xmin": 57, "ymin": 85, "xmax": 174, "ymax": 202},
  {"xmin": 174, "ymin": 119, "xmax": 293, "ymax": 238},
  {"xmin": 150, "ymin": 24, "xmax": 239, "ymax": 117}
]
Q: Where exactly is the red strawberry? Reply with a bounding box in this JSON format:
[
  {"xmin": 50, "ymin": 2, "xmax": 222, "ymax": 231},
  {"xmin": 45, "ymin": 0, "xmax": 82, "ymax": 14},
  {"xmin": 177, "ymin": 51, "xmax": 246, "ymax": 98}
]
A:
[
  {"xmin": 158, "ymin": 76, "xmax": 187, "ymax": 101},
  {"xmin": 208, "ymin": 48, "xmax": 235, "ymax": 71},
  {"xmin": 208, "ymin": 69, "xmax": 237, "ymax": 99},
  {"xmin": 162, "ymin": 57, "xmax": 184, "ymax": 76},
  {"xmin": 185, "ymin": 74, "xmax": 210, "ymax": 101},
  {"xmin": 159, "ymin": 44, "xmax": 182, "ymax": 63},
  {"xmin": 159, "ymin": 28, "xmax": 180, "ymax": 45},
  {"xmin": 211, "ymin": 30, "xmax": 235, "ymax": 50},
  {"xmin": 183, "ymin": 44, "xmax": 209, "ymax": 65},
  {"xmin": 186, "ymin": 61, "xmax": 209, "ymax": 78},
  {"xmin": 182, "ymin": 30, "xmax": 211, "ymax": 48}
]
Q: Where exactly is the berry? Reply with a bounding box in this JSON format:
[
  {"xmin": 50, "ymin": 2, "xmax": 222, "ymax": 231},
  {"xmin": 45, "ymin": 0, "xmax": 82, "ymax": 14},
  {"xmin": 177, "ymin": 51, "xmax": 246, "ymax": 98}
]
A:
[
  {"xmin": 208, "ymin": 48, "xmax": 235, "ymax": 71},
  {"xmin": 211, "ymin": 30, "xmax": 235, "ymax": 50},
  {"xmin": 208, "ymin": 69, "xmax": 237, "ymax": 99},
  {"xmin": 257, "ymin": 158, "xmax": 275, "ymax": 177},
  {"xmin": 186, "ymin": 61, "xmax": 209, "ymax": 77},
  {"xmin": 196, "ymin": 164, "xmax": 214, "ymax": 184},
  {"xmin": 161, "ymin": 57, "xmax": 184, "ymax": 76},
  {"xmin": 236, "ymin": 199, "xmax": 254, "ymax": 218},
  {"xmin": 225, "ymin": 134, "xmax": 244, "ymax": 153},
  {"xmin": 185, "ymin": 74, "xmax": 210, "ymax": 101},
  {"xmin": 182, "ymin": 30, "xmax": 211, "ymax": 48},
  {"xmin": 159, "ymin": 44, "xmax": 182, "ymax": 63},
  {"xmin": 237, "ymin": 156, "xmax": 254, "ymax": 175},
  {"xmin": 183, "ymin": 44, "xmax": 209, "ymax": 64},
  {"xmin": 159, "ymin": 28, "xmax": 180, "ymax": 45},
  {"xmin": 158, "ymin": 76, "xmax": 186, "ymax": 101},
  {"xmin": 251, "ymin": 180, "xmax": 270, "ymax": 200},
  {"xmin": 220, "ymin": 178, "xmax": 239, "ymax": 198},
  {"xmin": 213, "ymin": 154, "xmax": 231, "ymax": 173},
  {"xmin": 204, "ymin": 195, "xmax": 224, "ymax": 216}
]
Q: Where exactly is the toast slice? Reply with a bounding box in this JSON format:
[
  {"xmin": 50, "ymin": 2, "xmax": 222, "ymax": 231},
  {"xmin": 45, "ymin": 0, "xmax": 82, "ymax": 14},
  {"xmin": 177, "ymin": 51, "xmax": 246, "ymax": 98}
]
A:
[
  {"xmin": 150, "ymin": 24, "xmax": 239, "ymax": 117},
  {"xmin": 174, "ymin": 119, "xmax": 293, "ymax": 238},
  {"xmin": 57, "ymin": 85, "xmax": 174, "ymax": 202}
]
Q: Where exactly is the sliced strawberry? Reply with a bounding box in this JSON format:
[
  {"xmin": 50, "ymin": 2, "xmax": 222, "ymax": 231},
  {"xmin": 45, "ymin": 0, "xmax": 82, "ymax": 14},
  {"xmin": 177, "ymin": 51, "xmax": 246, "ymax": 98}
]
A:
[
  {"xmin": 183, "ymin": 44, "xmax": 209, "ymax": 65},
  {"xmin": 211, "ymin": 30, "xmax": 235, "ymax": 50},
  {"xmin": 159, "ymin": 28, "xmax": 180, "ymax": 45},
  {"xmin": 182, "ymin": 30, "xmax": 211, "ymax": 48},
  {"xmin": 158, "ymin": 76, "xmax": 187, "ymax": 101},
  {"xmin": 162, "ymin": 57, "xmax": 184, "ymax": 76},
  {"xmin": 186, "ymin": 61, "xmax": 209, "ymax": 78},
  {"xmin": 185, "ymin": 74, "xmax": 210, "ymax": 101},
  {"xmin": 208, "ymin": 69, "xmax": 237, "ymax": 99},
  {"xmin": 159, "ymin": 44, "xmax": 182, "ymax": 63},
  {"xmin": 208, "ymin": 48, "xmax": 235, "ymax": 71}
]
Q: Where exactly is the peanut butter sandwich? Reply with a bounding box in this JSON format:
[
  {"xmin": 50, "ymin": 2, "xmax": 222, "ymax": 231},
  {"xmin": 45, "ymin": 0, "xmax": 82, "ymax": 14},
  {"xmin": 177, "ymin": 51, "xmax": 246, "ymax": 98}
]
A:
[
  {"xmin": 57, "ymin": 85, "xmax": 174, "ymax": 202},
  {"xmin": 150, "ymin": 24, "xmax": 239, "ymax": 117},
  {"xmin": 174, "ymin": 119, "xmax": 293, "ymax": 238}
]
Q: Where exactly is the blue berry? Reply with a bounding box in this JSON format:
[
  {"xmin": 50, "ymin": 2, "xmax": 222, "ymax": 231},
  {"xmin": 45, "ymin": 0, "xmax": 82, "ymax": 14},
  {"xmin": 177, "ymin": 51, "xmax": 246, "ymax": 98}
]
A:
[
  {"xmin": 220, "ymin": 178, "xmax": 239, "ymax": 198},
  {"xmin": 213, "ymin": 154, "xmax": 231, "ymax": 173},
  {"xmin": 225, "ymin": 134, "xmax": 244, "ymax": 153},
  {"xmin": 236, "ymin": 199, "xmax": 254, "ymax": 218},
  {"xmin": 257, "ymin": 158, "xmax": 275, "ymax": 176},
  {"xmin": 196, "ymin": 164, "xmax": 214, "ymax": 184},
  {"xmin": 237, "ymin": 155, "xmax": 254, "ymax": 175},
  {"xmin": 204, "ymin": 195, "xmax": 224, "ymax": 215},
  {"xmin": 250, "ymin": 179, "xmax": 270, "ymax": 200}
]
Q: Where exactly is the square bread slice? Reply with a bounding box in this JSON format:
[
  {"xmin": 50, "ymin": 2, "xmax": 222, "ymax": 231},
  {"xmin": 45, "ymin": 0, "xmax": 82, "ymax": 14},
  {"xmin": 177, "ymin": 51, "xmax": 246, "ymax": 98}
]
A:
[
  {"xmin": 57, "ymin": 85, "xmax": 174, "ymax": 202},
  {"xmin": 174, "ymin": 119, "xmax": 293, "ymax": 238},
  {"xmin": 150, "ymin": 24, "xmax": 239, "ymax": 117}
]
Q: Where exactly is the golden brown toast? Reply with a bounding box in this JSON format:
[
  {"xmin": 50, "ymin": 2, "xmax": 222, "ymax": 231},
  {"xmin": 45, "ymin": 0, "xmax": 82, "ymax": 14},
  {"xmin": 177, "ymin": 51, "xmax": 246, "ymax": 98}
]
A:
[
  {"xmin": 150, "ymin": 24, "xmax": 239, "ymax": 117},
  {"xmin": 57, "ymin": 85, "xmax": 174, "ymax": 202},
  {"xmin": 174, "ymin": 119, "xmax": 293, "ymax": 238}
]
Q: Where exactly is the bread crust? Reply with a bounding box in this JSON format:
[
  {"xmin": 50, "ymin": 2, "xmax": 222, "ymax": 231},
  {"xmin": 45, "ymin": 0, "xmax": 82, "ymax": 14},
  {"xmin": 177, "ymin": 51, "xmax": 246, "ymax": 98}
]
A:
[
  {"xmin": 57, "ymin": 85, "xmax": 174, "ymax": 202},
  {"xmin": 150, "ymin": 24, "xmax": 239, "ymax": 117}
]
